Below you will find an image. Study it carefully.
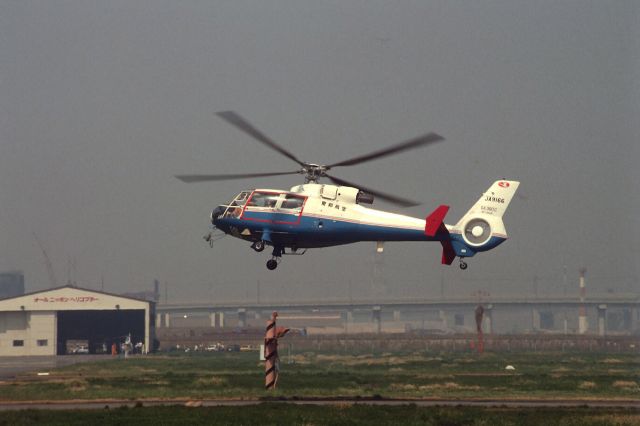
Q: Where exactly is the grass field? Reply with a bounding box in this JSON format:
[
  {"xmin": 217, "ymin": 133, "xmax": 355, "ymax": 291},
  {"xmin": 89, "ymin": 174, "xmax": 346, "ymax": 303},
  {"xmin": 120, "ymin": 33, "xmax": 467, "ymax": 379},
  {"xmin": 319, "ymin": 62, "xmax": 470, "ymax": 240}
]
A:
[
  {"xmin": 0, "ymin": 351, "xmax": 638, "ymax": 402},
  {"xmin": 1, "ymin": 404, "xmax": 640, "ymax": 426}
]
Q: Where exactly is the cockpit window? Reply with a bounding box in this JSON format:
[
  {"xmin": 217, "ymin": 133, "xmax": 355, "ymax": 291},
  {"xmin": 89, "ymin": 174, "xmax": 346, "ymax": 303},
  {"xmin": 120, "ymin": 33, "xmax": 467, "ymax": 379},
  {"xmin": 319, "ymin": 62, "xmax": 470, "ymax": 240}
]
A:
[
  {"xmin": 230, "ymin": 191, "xmax": 250, "ymax": 206},
  {"xmin": 281, "ymin": 194, "xmax": 304, "ymax": 210},
  {"xmin": 221, "ymin": 191, "xmax": 251, "ymax": 218},
  {"xmin": 247, "ymin": 192, "xmax": 279, "ymax": 208}
]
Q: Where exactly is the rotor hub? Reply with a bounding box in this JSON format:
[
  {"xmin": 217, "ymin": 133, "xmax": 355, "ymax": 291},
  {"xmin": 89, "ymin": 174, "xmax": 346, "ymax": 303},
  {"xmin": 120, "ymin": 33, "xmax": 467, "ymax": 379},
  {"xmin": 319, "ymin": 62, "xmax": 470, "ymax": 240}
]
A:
[{"xmin": 301, "ymin": 164, "xmax": 329, "ymax": 183}]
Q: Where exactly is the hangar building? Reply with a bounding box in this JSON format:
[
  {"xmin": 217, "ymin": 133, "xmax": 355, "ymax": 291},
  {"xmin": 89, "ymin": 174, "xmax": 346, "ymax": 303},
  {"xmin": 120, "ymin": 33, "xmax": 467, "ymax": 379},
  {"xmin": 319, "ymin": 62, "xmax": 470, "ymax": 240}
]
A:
[{"xmin": 0, "ymin": 286, "xmax": 154, "ymax": 356}]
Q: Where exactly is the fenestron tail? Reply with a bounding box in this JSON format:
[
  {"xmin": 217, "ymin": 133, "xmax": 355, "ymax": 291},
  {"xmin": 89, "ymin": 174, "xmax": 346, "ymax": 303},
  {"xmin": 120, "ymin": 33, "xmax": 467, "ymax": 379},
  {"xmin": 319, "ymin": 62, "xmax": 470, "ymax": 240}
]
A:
[
  {"xmin": 426, "ymin": 180, "xmax": 520, "ymax": 266},
  {"xmin": 453, "ymin": 179, "xmax": 520, "ymax": 255}
]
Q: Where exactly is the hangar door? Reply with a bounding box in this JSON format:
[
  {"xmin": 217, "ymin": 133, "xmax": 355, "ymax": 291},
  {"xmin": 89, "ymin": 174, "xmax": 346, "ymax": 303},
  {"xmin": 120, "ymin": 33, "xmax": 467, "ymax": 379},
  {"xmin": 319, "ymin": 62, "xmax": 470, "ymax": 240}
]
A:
[{"xmin": 57, "ymin": 310, "xmax": 145, "ymax": 355}]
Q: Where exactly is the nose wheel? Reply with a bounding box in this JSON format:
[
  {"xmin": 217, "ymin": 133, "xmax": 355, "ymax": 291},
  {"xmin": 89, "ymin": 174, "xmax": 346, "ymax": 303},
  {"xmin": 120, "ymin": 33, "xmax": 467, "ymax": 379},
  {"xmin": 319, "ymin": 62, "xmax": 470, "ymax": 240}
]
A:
[{"xmin": 459, "ymin": 259, "xmax": 468, "ymax": 270}]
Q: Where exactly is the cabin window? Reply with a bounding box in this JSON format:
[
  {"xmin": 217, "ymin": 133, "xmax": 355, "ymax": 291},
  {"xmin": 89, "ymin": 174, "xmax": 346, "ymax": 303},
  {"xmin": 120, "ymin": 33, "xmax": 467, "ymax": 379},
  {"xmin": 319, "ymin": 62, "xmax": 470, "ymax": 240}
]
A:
[
  {"xmin": 280, "ymin": 194, "xmax": 304, "ymax": 211},
  {"xmin": 248, "ymin": 192, "xmax": 279, "ymax": 208},
  {"xmin": 12, "ymin": 340, "xmax": 24, "ymax": 347}
]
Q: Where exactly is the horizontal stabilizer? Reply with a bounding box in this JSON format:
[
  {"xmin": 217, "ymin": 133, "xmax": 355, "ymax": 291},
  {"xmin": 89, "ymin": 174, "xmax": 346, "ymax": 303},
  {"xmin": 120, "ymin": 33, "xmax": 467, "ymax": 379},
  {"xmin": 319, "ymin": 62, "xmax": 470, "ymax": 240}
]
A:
[
  {"xmin": 425, "ymin": 205, "xmax": 450, "ymax": 237},
  {"xmin": 441, "ymin": 239, "xmax": 456, "ymax": 265},
  {"xmin": 425, "ymin": 205, "xmax": 457, "ymax": 265}
]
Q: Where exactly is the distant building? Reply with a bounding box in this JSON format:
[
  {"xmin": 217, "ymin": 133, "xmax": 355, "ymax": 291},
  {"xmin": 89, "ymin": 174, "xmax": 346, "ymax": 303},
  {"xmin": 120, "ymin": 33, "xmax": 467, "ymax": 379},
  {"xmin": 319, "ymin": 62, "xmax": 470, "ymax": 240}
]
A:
[{"xmin": 0, "ymin": 271, "xmax": 25, "ymax": 299}]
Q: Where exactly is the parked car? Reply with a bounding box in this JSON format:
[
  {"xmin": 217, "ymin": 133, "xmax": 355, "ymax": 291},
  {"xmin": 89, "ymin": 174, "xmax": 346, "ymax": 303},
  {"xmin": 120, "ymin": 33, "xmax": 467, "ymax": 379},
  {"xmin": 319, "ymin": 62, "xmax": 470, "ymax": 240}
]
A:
[{"xmin": 205, "ymin": 342, "xmax": 225, "ymax": 352}]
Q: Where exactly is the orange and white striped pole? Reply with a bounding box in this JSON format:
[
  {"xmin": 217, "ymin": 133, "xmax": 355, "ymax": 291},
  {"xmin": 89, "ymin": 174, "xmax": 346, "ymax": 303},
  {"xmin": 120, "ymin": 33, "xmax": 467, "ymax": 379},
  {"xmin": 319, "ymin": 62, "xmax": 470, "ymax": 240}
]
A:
[
  {"xmin": 264, "ymin": 312, "xmax": 290, "ymax": 390},
  {"xmin": 264, "ymin": 312, "xmax": 278, "ymax": 390}
]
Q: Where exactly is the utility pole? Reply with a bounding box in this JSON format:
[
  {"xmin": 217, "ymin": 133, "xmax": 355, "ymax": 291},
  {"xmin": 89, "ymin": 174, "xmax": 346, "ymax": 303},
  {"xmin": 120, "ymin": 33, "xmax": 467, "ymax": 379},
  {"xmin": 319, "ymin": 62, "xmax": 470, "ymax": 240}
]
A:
[
  {"xmin": 578, "ymin": 268, "xmax": 588, "ymax": 334},
  {"xmin": 563, "ymin": 265, "xmax": 568, "ymax": 334}
]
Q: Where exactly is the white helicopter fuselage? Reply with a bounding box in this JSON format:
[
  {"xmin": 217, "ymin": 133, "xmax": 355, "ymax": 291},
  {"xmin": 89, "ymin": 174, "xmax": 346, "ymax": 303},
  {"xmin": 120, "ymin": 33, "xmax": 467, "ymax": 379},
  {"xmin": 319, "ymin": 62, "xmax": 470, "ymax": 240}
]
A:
[{"xmin": 211, "ymin": 180, "xmax": 519, "ymax": 265}]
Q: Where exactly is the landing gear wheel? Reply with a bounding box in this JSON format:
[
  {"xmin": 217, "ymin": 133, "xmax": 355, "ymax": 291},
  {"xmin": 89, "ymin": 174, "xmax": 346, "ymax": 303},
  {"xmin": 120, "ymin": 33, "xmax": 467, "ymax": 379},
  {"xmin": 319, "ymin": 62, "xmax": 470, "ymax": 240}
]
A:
[
  {"xmin": 252, "ymin": 240, "xmax": 265, "ymax": 252},
  {"xmin": 266, "ymin": 259, "xmax": 278, "ymax": 270},
  {"xmin": 459, "ymin": 260, "xmax": 468, "ymax": 270}
]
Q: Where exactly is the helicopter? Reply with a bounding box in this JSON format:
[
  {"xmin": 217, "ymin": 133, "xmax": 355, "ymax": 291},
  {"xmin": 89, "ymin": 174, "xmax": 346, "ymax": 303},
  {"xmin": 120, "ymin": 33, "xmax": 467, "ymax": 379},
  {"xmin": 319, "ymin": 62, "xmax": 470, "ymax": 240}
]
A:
[{"xmin": 177, "ymin": 111, "xmax": 520, "ymax": 271}]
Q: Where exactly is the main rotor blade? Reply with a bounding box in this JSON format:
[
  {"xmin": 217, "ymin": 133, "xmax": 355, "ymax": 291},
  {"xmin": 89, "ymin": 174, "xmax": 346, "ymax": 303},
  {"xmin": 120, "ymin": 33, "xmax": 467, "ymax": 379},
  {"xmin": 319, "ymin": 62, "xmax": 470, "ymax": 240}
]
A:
[
  {"xmin": 175, "ymin": 171, "xmax": 300, "ymax": 183},
  {"xmin": 216, "ymin": 111, "xmax": 305, "ymax": 166},
  {"xmin": 327, "ymin": 132, "xmax": 444, "ymax": 168},
  {"xmin": 326, "ymin": 174, "xmax": 420, "ymax": 207}
]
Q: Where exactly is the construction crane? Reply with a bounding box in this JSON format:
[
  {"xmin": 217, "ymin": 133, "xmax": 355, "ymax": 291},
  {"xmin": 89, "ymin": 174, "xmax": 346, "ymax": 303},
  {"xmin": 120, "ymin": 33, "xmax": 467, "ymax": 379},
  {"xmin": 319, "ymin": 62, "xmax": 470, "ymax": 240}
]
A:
[{"xmin": 32, "ymin": 232, "xmax": 57, "ymax": 288}]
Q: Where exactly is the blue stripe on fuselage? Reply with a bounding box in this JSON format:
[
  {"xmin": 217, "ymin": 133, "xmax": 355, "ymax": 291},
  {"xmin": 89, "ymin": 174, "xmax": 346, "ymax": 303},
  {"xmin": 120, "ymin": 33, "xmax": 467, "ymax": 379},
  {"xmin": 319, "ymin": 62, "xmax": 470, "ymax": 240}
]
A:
[
  {"xmin": 214, "ymin": 212, "xmax": 506, "ymax": 251},
  {"xmin": 218, "ymin": 212, "xmax": 431, "ymax": 248}
]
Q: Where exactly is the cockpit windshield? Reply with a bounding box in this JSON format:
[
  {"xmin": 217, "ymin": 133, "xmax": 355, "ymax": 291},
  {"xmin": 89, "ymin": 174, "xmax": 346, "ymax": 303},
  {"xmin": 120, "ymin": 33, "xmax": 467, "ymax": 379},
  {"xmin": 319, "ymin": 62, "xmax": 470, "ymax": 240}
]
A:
[
  {"xmin": 221, "ymin": 191, "xmax": 251, "ymax": 218},
  {"xmin": 231, "ymin": 191, "xmax": 250, "ymax": 206}
]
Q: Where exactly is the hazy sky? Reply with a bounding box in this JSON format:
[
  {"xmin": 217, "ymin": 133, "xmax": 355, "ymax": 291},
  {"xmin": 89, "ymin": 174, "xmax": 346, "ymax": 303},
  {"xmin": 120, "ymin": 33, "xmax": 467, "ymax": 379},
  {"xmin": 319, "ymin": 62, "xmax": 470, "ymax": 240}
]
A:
[{"xmin": 1, "ymin": 1, "xmax": 638, "ymax": 303}]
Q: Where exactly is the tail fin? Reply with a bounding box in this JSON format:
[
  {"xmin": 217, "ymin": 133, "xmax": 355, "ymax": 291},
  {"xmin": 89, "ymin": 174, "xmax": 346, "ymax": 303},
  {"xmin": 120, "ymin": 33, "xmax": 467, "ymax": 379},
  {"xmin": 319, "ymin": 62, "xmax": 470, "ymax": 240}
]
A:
[
  {"xmin": 426, "ymin": 180, "xmax": 520, "ymax": 265},
  {"xmin": 452, "ymin": 180, "xmax": 520, "ymax": 255},
  {"xmin": 457, "ymin": 180, "xmax": 520, "ymax": 225}
]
